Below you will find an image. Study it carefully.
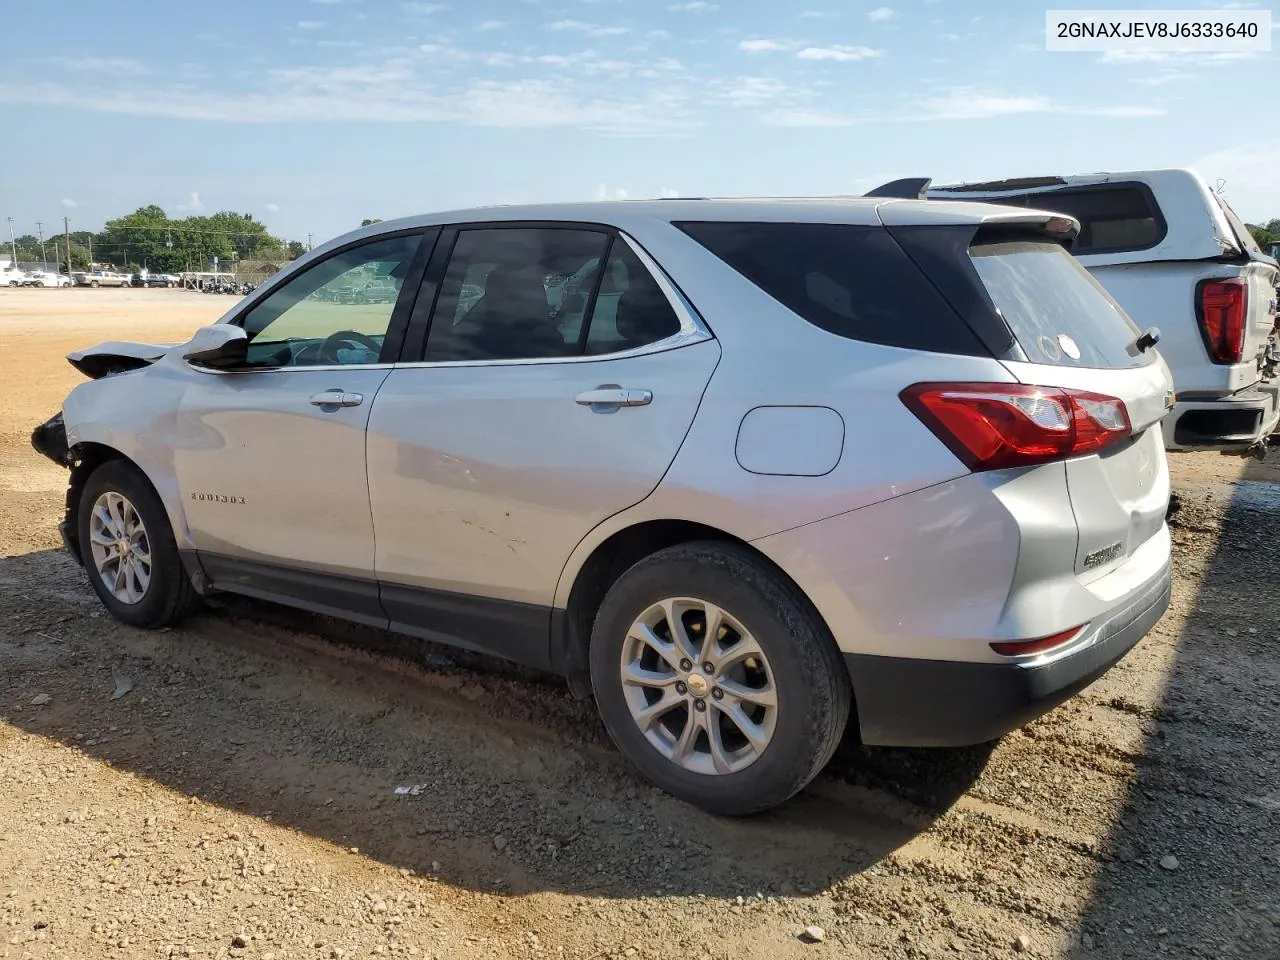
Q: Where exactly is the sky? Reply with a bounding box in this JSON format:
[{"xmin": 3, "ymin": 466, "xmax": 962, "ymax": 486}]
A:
[{"xmin": 1, "ymin": 0, "xmax": 1276, "ymax": 246}]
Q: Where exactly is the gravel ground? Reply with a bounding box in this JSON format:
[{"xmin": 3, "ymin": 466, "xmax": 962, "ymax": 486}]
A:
[{"xmin": 1, "ymin": 289, "xmax": 1277, "ymax": 960}]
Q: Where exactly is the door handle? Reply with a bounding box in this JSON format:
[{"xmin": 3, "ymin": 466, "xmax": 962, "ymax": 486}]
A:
[
  {"xmin": 574, "ymin": 386, "xmax": 653, "ymax": 408},
  {"xmin": 309, "ymin": 390, "xmax": 364, "ymax": 408}
]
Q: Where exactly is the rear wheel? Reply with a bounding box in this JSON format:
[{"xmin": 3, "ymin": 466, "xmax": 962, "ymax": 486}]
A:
[
  {"xmin": 89, "ymin": 280, "xmax": 99, "ymax": 288},
  {"xmin": 589, "ymin": 541, "xmax": 850, "ymax": 815},
  {"xmin": 78, "ymin": 460, "xmax": 199, "ymax": 629}
]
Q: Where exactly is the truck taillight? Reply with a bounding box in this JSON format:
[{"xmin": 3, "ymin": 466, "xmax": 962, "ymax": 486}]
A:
[
  {"xmin": 1197, "ymin": 279, "xmax": 1247, "ymax": 365},
  {"xmin": 900, "ymin": 383, "xmax": 1131, "ymax": 471}
]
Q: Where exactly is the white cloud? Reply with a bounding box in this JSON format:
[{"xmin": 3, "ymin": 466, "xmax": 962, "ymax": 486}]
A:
[
  {"xmin": 1135, "ymin": 72, "xmax": 1193, "ymax": 86},
  {"xmin": 762, "ymin": 107, "xmax": 859, "ymax": 127},
  {"xmin": 669, "ymin": 1, "xmax": 718, "ymax": 10},
  {"xmin": 868, "ymin": 6, "xmax": 896, "ymax": 21},
  {"xmin": 61, "ymin": 198, "xmax": 78, "ymax": 209},
  {"xmin": 48, "ymin": 56, "xmax": 149, "ymax": 76},
  {"xmin": 595, "ymin": 184, "xmax": 630, "ymax": 200},
  {"xmin": 659, "ymin": 187, "xmax": 681, "ymax": 198},
  {"xmin": 297, "ymin": 20, "xmax": 327, "ymax": 30},
  {"xmin": 478, "ymin": 20, "xmax": 505, "ymax": 29},
  {"xmin": 710, "ymin": 75, "xmax": 793, "ymax": 107},
  {"xmin": 419, "ymin": 43, "xmax": 472, "ymax": 61},
  {"xmin": 550, "ymin": 19, "xmax": 629, "ymax": 36},
  {"xmin": 265, "ymin": 203, "xmax": 280, "ymax": 213},
  {"xmin": 738, "ymin": 38, "xmax": 800, "ymax": 53},
  {"xmin": 1193, "ymin": 140, "xmax": 1280, "ymax": 221},
  {"xmin": 915, "ymin": 88, "xmax": 1164, "ymax": 120},
  {"xmin": 796, "ymin": 44, "xmax": 883, "ymax": 61},
  {"xmin": 176, "ymin": 191, "xmax": 205, "ymax": 212},
  {"xmin": 647, "ymin": 28, "xmax": 671, "ymax": 39},
  {"xmin": 654, "ymin": 57, "xmax": 683, "ymax": 70},
  {"xmin": 1099, "ymin": 49, "xmax": 1258, "ymax": 64},
  {"xmin": 403, "ymin": 2, "xmax": 449, "ymax": 12}
]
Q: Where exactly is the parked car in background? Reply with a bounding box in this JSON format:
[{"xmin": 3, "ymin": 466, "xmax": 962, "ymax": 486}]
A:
[
  {"xmin": 77, "ymin": 271, "xmax": 131, "ymax": 288},
  {"xmin": 929, "ymin": 169, "xmax": 1280, "ymax": 455},
  {"xmin": 31, "ymin": 198, "xmax": 1173, "ymax": 814},
  {"xmin": 20, "ymin": 271, "xmax": 72, "ymax": 288},
  {"xmin": 5, "ymin": 270, "xmax": 29, "ymax": 287},
  {"xmin": 134, "ymin": 272, "xmax": 180, "ymax": 288}
]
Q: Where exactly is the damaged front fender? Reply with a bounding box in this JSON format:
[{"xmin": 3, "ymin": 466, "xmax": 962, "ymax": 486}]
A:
[
  {"xmin": 31, "ymin": 411, "xmax": 72, "ymax": 467},
  {"xmin": 31, "ymin": 411, "xmax": 85, "ymax": 565}
]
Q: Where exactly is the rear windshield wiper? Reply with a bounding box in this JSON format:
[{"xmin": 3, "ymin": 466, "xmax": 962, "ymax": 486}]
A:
[{"xmin": 1132, "ymin": 326, "xmax": 1161, "ymax": 353}]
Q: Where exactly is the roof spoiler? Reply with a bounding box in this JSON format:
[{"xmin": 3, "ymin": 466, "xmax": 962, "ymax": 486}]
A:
[{"xmin": 864, "ymin": 177, "xmax": 932, "ymax": 200}]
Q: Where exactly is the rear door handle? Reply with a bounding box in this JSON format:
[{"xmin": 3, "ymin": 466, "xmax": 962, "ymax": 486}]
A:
[
  {"xmin": 309, "ymin": 390, "xmax": 364, "ymax": 408},
  {"xmin": 574, "ymin": 387, "xmax": 653, "ymax": 408}
]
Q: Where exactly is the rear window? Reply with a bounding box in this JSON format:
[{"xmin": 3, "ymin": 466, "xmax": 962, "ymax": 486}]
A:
[
  {"xmin": 674, "ymin": 221, "xmax": 986, "ymax": 356},
  {"xmin": 968, "ymin": 185, "xmax": 1165, "ymax": 254},
  {"xmin": 970, "ymin": 240, "xmax": 1147, "ymax": 369}
]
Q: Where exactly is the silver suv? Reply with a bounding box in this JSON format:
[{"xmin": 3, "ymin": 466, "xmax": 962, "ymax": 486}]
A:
[{"xmin": 32, "ymin": 198, "xmax": 1173, "ymax": 814}]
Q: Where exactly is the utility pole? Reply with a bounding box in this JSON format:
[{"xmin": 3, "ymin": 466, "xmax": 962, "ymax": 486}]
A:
[
  {"xmin": 36, "ymin": 221, "xmax": 46, "ymax": 270},
  {"xmin": 63, "ymin": 216, "xmax": 72, "ymax": 275},
  {"xmin": 306, "ymin": 232, "xmax": 312, "ymax": 252},
  {"xmin": 5, "ymin": 217, "xmax": 15, "ymax": 266}
]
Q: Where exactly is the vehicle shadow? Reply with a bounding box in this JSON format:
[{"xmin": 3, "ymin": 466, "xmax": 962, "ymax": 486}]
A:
[
  {"xmin": 0, "ymin": 546, "xmax": 994, "ymax": 901},
  {"xmin": 1064, "ymin": 456, "xmax": 1280, "ymax": 958}
]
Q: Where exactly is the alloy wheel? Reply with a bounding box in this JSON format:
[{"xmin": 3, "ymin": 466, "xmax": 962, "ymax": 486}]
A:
[
  {"xmin": 88, "ymin": 491, "xmax": 153, "ymax": 605},
  {"xmin": 619, "ymin": 597, "xmax": 778, "ymax": 775}
]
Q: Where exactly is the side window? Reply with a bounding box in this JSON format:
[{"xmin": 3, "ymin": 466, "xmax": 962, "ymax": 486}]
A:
[
  {"xmin": 424, "ymin": 228, "xmax": 610, "ymax": 362},
  {"xmin": 584, "ymin": 241, "xmax": 682, "ymax": 355},
  {"xmin": 1005, "ymin": 187, "xmax": 1164, "ymax": 254},
  {"xmin": 239, "ymin": 234, "xmax": 421, "ymax": 367}
]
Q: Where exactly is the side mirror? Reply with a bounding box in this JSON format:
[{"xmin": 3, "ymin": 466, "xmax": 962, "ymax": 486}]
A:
[{"xmin": 182, "ymin": 324, "xmax": 249, "ymax": 369}]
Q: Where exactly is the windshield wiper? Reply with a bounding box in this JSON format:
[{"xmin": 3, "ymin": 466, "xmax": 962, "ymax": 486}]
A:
[{"xmin": 1132, "ymin": 326, "xmax": 1161, "ymax": 353}]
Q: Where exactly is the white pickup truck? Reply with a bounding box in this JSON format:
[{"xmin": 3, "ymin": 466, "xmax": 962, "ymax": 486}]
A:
[{"xmin": 928, "ymin": 169, "xmax": 1280, "ymax": 455}]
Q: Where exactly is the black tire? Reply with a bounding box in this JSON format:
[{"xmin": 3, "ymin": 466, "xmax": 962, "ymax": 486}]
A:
[
  {"xmin": 89, "ymin": 280, "xmax": 99, "ymax": 288},
  {"xmin": 589, "ymin": 541, "xmax": 851, "ymax": 816},
  {"xmin": 78, "ymin": 459, "xmax": 199, "ymax": 629}
]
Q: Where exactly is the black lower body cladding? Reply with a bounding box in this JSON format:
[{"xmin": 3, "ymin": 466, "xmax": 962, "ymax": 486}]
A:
[{"xmin": 846, "ymin": 562, "xmax": 1172, "ymax": 747}]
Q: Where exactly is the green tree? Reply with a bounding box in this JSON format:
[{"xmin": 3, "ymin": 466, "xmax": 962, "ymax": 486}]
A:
[
  {"xmin": 1246, "ymin": 219, "xmax": 1280, "ymax": 249},
  {"xmin": 361, "ymin": 218, "xmax": 383, "ymax": 227},
  {"xmin": 98, "ymin": 206, "xmax": 289, "ymax": 273},
  {"xmin": 287, "ymin": 240, "xmax": 307, "ymax": 258}
]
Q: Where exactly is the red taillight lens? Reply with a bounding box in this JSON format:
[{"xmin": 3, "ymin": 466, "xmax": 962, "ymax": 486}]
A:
[
  {"xmin": 990, "ymin": 625, "xmax": 1086, "ymax": 657},
  {"xmin": 1197, "ymin": 279, "xmax": 1247, "ymax": 364},
  {"xmin": 901, "ymin": 382, "xmax": 1132, "ymax": 471}
]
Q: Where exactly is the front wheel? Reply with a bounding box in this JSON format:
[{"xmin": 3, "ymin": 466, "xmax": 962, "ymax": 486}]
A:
[
  {"xmin": 589, "ymin": 541, "xmax": 851, "ymax": 815},
  {"xmin": 78, "ymin": 460, "xmax": 199, "ymax": 629}
]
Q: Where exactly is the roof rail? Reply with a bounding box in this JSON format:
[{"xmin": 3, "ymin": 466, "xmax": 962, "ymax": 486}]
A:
[{"xmin": 864, "ymin": 177, "xmax": 932, "ymax": 200}]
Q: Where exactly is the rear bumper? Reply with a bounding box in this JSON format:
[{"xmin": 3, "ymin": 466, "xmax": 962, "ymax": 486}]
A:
[
  {"xmin": 1164, "ymin": 383, "xmax": 1280, "ymax": 450},
  {"xmin": 845, "ymin": 560, "xmax": 1172, "ymax": 747}
]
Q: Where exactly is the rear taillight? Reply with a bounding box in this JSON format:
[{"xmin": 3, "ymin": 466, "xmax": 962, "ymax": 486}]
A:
[
  {"xmin": 901, "ymin": 382, "xmax": 1132, "ymax": 471},
  {"xmin": 1197, "ymin": 279, "xmax": 1247, "ymax": 364}
]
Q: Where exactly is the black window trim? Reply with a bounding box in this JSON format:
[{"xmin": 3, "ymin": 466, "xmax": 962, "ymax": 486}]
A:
[
  {"xmin": 968, "ymin": 181, "xmax": 1169, "ymax": 256},
  {"xmin": 397, "ymin": 219, "xmax": 712, "ymax": 367},
  {"xmin": 213, "ymin": 226, "xmax": 439, "ymax": 372}
]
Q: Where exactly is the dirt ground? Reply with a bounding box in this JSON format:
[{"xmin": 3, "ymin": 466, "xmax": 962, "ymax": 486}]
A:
[{"xmin": 1, "ymin": 288, "xmax": 1276, "ymax": 960}]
